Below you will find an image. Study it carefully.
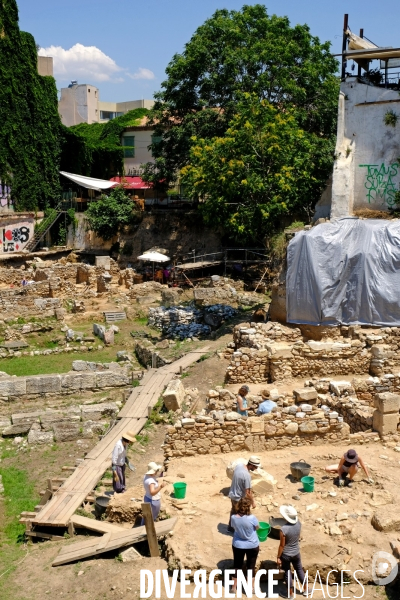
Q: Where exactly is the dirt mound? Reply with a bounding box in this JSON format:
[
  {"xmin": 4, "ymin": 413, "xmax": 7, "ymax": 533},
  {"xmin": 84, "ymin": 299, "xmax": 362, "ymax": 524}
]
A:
[{"xmin": 105, "ymin": 488, "xmax": 143, "ymax": 523}]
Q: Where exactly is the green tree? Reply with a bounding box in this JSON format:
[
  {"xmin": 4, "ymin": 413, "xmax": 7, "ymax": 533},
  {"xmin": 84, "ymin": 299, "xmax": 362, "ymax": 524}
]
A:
[
  {"xmin": 181, "ymin": 95, "xmax": 334, "ymax": 244},
  {"xmin": 143, "ymin": 4, "xmax": 339, "ymax": 189},
  {"xmin": 0, "ymin": 0, "xmax": 61, "ymax": 210},
  {"xmin": 85, "ymin": 187, "xmax": 136, "ymax": 241}
]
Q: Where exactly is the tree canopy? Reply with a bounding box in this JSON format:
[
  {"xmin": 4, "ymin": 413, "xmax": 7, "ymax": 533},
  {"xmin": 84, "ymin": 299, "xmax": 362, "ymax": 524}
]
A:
[
  {"xmin": 85, "ymin": 187, "xmax": 137, "ymax": 241},
  {"xmin": 143, "ymin": 4, "xmax": 339, "ymax": 189},
  {"xmin": 182, "ymin": 94, "xmax": 334, "ymax": 244}
]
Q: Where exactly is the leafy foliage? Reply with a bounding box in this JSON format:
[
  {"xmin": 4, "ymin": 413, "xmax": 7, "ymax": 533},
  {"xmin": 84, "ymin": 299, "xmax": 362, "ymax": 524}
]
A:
[
  {"xmin": 143, "ymin": 4, "xmax": 339, "ymax": 192},
  {"xmin": 85, "ymin": 186, "xmax": 137, "ymax": 240},
  {"xmin": 60, "ymin": 108, "xmax": 149, "ymax": 179},
  {"xmin": 0, "ymin": 0, "xmax": 62, "ymax": 210},
  {"xmin": 182, "ymin": 95, "xmax": 335, "ymax": 243}
]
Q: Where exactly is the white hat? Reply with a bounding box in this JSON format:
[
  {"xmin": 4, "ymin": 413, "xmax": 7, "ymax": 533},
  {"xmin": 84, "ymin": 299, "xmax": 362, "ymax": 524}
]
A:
[
  {"xmin": 280, "ymin": 504, "xmax": 298, "ymax": 524},
  {"xmin": 146, "ymin": 461, "xmax": 163, "ymax": 475},
  {"xmin": 122, "ymin": 431, "xmax": 136, "ymax": 443},
  {"xmin": 248, "ymin": 455, "xmax": 262, "ymax": 468}
]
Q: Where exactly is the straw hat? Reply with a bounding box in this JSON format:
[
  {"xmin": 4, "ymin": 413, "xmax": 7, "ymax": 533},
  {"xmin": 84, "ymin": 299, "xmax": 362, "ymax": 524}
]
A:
[
  {"xmin": 344, "ymin": 449, "xmax": 359, "ymax": 463},
  {"xmin": 121, "ymin": 431, "xmax": 136, "ymax": 443},
  {"xmin": 146, "ymin": 461, "xmax": 163, "ymax": 475},
  {"xmin": 248, "ymin": 455, "xmax": 262, "ymax": 468},
  {"xmin": 260, "ymin": 389, "xmax": 270, "ymax": 398},
  {"xmin": 280, "ymin": 505, "xmax": 298, "ymax": 524}
]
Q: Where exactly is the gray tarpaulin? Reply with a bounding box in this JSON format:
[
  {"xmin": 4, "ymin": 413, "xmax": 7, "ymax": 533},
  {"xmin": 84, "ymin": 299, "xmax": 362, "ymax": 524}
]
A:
[{"xmin": 286, "ymin": 218, "xmax": 400, "ymax": 326}]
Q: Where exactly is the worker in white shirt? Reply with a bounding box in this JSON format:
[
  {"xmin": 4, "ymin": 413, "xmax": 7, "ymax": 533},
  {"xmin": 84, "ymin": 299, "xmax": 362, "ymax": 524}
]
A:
[{"xmin": 111, "ymin": 431, "xmax": 136, "ymax": 493}]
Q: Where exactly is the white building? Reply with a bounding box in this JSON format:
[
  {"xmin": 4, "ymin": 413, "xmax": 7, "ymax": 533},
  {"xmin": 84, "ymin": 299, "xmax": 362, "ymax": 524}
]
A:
[{"xmin": 58, "ymin": 82, "xmax": 154, "ymax": 127}]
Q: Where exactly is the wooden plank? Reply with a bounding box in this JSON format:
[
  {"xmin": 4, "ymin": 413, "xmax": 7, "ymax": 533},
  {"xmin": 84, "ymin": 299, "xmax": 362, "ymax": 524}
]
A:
[
  {"xmin": 96, "ymin": 532, "xmax": 111, "ymax": 551},
  {"xmin": 26, "ymin": 530, "xmax": 65, "ymax": 541},
  {"xmin": 70, "ymin": 515, "xmax": 125, "ymax": 534},
  {"xmin": 141, "ymin": 503, "xmax": 159, "ymax": 557},
  {"xmin": 52, "ymin": 517, "xmax": 177, "ymax": 566}
]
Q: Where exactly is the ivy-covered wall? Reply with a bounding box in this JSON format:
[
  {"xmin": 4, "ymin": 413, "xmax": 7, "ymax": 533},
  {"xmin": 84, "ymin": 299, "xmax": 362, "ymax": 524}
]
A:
[{"xmin": 0, "ymin": 0, "xmax": 61, "ymax": 211}]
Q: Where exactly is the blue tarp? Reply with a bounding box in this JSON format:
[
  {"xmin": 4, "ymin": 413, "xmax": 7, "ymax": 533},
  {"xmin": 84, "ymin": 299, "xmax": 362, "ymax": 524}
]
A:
[{"xmin": 286, "ymin": 218, "xmax": 400, "ymax": 326}]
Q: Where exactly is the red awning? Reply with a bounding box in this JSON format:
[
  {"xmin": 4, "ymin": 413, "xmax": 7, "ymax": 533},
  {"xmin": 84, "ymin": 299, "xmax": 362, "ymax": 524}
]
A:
[{"xmin": 109, "ymin": 176, "xmax": 153, "ymax": 190}]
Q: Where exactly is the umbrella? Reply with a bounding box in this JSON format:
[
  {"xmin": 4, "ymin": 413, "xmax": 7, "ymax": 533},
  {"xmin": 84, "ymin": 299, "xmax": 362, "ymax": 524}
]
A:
[{"xmin": 138, "ymin": 251, "xmax": 170, "ymax": 280}]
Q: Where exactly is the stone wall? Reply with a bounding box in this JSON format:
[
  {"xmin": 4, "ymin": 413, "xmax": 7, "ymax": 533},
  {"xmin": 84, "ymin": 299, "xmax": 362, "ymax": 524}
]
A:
[
  {"xmin": 135, "ymin": 340, "xmax": 171, "ymax": 368},
  {"xmin": 0, "ymin": 367, "xmax": 132, "ymax": 401},
  {"xmin": 225, "ymin": 321, "xmax": 400, "ymax": 383}
]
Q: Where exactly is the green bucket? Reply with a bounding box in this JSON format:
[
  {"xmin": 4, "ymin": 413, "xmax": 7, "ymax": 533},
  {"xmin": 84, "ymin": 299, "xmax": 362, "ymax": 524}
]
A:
[
  {"xmin": 301, "ymin": 476, "xmax": 315, "ymax": 492},
  {"xmin": 257, "ymin": 522, "xmax": 270, "ymax": 542},
  {"xmin": 173, "ymin": 482, "xmax": 187, "ymax": 499}
]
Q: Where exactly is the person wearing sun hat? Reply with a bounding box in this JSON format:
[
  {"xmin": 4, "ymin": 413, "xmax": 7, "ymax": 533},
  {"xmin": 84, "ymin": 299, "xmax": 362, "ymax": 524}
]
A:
[
  {"xmin": 325, "ymin": 448, "xmax": 373, "ymax": 488},
  {"xmin": 141, "ymin": 461, "xmax": 165, "ymax": 524},
  {"xmin": 277, "ymin": 505, "xmax": 309, "ymax": 599},
  {"xmin": 227, "ymin": 455, "xmax": 261, "ymax": 533},
  {"xmin": 111, "ymin": 431, "xmax": 136, "ymax": 494}
]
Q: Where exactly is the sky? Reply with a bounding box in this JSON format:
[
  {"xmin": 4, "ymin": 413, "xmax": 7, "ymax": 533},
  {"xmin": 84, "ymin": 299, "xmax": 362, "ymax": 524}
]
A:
[{"xmin": 16, "ymin": 0, "xmax": 400, "ymax": 103}]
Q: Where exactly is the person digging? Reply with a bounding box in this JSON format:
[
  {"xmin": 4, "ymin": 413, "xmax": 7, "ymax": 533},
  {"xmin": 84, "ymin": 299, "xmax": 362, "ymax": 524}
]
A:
[
  {"xmin": 325, "ymin": 448, "xmax": 373, "ymax": 488},
  {"xmin": 227, "ymin": 456, "xmax": 260, "ymax": 533},
  {"xmin": 111, "ymin": 431, "xmax": 136, "ymax": 494}
]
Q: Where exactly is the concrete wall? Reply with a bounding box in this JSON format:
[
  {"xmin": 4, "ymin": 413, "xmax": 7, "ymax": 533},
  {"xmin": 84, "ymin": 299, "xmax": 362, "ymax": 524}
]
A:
[
  {"xmin": 330, "ymin": 78, "xmax": 400, "ymax": 218},
  {"xmin": 37, "ymin": 56, "xmax": 53, "ymax": 77},
  {"xmin": 0, "ymin": 214, "xmax": 35, "ymax": 253},
  {"xmin": 59, "ymin": 84, "xmax": 99, "ymax": 127},
  {"xmin": 122, "ymin": 128, "xmax": 154, "ymax": 173}
]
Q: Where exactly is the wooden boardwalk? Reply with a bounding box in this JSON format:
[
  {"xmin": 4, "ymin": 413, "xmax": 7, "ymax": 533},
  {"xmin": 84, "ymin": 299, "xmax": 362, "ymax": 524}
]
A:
[{"xmin": 31, "ymin": 348, "xmax": 209, "ymax": 528}]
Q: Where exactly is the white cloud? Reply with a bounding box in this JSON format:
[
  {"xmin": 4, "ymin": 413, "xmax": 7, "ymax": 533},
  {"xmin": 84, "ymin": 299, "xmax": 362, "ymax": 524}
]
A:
[
  {"xmin": 39, "ymin": 43, "xmax": 124, "ymax": 82},
  {"xmin": 128, "ymin": 67, "xmax": 155, "ymax": 80}
]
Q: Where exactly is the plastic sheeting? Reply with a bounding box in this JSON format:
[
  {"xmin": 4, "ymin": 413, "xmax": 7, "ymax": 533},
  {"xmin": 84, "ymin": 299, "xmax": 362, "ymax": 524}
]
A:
[
  {"xmin": 286, "ymin": 218, "xmax": 400, "ymax": 326},
  {"xmin": 59, "ymin": 171, "xmax": 116, "ymax": 191}
]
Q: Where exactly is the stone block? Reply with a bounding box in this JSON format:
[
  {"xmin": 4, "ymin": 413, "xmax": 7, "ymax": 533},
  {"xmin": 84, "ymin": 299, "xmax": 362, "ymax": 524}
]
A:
[
  {"xmin": 61, "ymin": 372, "xmax": 96, "ymax": 391},
  {"xmin": 163, "ymin": 379, "xmax": 185, "ymax": 411},
  {"xmin": 249, "ymin": 419, "xmax": 264, "ymax": 433},
  {"xmin": 119, "ymin": 546, "xmax": 142, "ymax": 562},
  {"xmin": 2, "ymin": 423, "xmax": 31, "ymax": 436},
  {"xmin": 26, "ymin": 375, "xmax": 61, "ymax": 395},
  {"xmin": 306, "ymin": 341, "xmax": 334, "ymax": 352},
  {"xmin": 299, "ymin": 421, "xmax": 318, "ymax": 434},
  {"xmin": 293, "ymin": 388, "xmax": 318, "ymax": 404},
  {"xmin": 80, "ymin": 402, "xmax": 118, "ymax": 421},
  {"xmin": 27, "ymin": 429, "xmax": 54, "ymax": 445},
  {"xmin": 0, "ymin": 377, "xmax": 26, "ymax": 397},
  {"xmin": 95, "ymin": 371, "xmax": 129, "ymax": 388},
  {"xmin": 371, "ymin": 345, "xmax": 392, "ymax": 359},
  {"xmin": 285, "ymin": 422, "xmax": 299, "ymax": 435},
  {"xmin": 53, "ymin": 422, "xmax": 81, "ymax": 442},
  {"xmin": 372, "ymin": 506, "xmax": 400, "ymax": 532},
  {"xmin": 55, "ymin": 308, "xmax": 66, "ymax": 321},
  {"xmin": 330, "ymin": 381, "xmax": 354, "ymax": 396},
  {"xmin": 72, "ymin": 360, "xmax": 88, "ymax": 371},
  {"xmin": 40, "ymin": 410, "xmax": 80, "ymax": 430},
  {"xmin": 374, "ymin": 392, "xmax": 400, "ymax": 414},
  {"xmin": 93, "ymin": 323, "xmax": 106, "ymax": 339},
  {"xmin": 373, "ymin": 411, "xmax": 399, "ymax": 436},
  {"xmin": 267, "ymin": 343, "xmax": 293, "ymax": 359},
  {"xmin": 103, "ymin": 329, "xmax": 114, "ymax": 345},
  {"xmin": 95, "ymin": 255, "xmax": 111, "ymax": 269},
  {"xmin": 0, "ymin": 418, "xmax": 11, "ymax": 433},
  {"xmin": 12, "ymin": 411, "xmax": 41, "ymax": 425}
]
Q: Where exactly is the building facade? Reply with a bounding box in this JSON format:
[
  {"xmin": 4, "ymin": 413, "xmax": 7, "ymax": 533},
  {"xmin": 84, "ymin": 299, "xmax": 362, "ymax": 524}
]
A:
[{"xmin": 58, "ymin": 82, "xmax": 154, "ymax": 127}]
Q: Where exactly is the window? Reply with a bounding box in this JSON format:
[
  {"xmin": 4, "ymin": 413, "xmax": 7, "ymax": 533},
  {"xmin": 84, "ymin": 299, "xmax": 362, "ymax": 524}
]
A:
[
  {"xmin": 151, "ymin": 134, "xmax": 162, "ymax": 157},
  {"xmin": 100, "ymin": 111, "xmax": 124, "ymax": 121},
  {"xmin": 122, "ymin": 136, "xmax": 135, "ymax": 158}
]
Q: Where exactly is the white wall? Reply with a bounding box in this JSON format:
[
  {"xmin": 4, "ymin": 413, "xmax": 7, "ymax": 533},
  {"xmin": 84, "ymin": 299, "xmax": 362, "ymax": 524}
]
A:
[
  {"xmin": 122, "ymin": 129, "xmax": 154, "ymax": 173},
  {"xmin": 59, "ymin": 84, "xmax": 99, "ymax": 126},
  {"xmin": 331, "ymin": 78, "xmax": 400, "ymax": 218}
]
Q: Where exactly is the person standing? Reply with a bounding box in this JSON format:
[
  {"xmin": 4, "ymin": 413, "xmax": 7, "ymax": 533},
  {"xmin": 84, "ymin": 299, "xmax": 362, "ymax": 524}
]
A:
[
  {"xmin": 228, "ymin": 456, "xmax": 260, "ymax": 533},
  {"xmin": 277, "ymin": 505, "xmax": 309, "ymax": 599},
  {"xmin": 325, "ymin": 449, "xmax": 373, "ymax": 488},
  {"xmin": 237, "ymin": 385, "xmax": 250, "ymax": 416},
  {"xmin": 230, "ymin": 498, "xmax": 260, "ymax": 593},
  {"xmin": 141, "ymin": 462, "xmax": 165, "ymax": 524},
  {"xmin": 111, "ymin": 431, "xmax": 135, "ymax": 494}
]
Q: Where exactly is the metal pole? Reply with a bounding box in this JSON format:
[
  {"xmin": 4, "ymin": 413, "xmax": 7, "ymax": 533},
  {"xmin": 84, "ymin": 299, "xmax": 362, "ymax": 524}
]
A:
[
  {"xmin": 357, "ymin": 29, "xmax": 364, "ymax": 77},
  {"xmin": 385, "ymin": 61, "xmax": 389, "ymax": 88},
  {"xmin": 341, "ymin": 14, "xmax": 349, "ymax": 82}
]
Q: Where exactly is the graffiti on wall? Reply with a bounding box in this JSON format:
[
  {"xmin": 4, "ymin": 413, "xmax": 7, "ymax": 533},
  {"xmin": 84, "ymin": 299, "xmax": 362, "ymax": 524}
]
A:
[
  {"xmin": 359, "ymin": 163, "xmax": 400, "ymax": 207},
  {"xmin": 0, "ymin": 223, "xmax": 31, "ymax": 252}
]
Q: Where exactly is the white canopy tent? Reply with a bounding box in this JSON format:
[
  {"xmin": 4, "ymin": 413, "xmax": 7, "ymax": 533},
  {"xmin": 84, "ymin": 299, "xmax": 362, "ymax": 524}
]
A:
[{"xmin": 60, "ymin": 171, "xmax": 116, "ymax": 192}]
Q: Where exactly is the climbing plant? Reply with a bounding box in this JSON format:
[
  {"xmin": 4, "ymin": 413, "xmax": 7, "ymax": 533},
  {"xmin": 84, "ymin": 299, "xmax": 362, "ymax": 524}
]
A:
[
  {"xmin": 0, "ymin": 0, "xmax": 62, "ymax": 211},
  {"xmin": 60, "ymin": 108, "xmax": 149, "ymax": 179}
]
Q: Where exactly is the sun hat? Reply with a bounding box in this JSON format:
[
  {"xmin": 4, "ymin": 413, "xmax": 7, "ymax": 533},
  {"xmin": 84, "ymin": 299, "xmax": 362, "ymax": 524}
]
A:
[
  {"xmin": 260, "ymin": 389, "xmax": 270, "ymax": 398},
  {"xmin": 146, "ymin": 461, "xmax": 163, "ymax": 475},
  {"xmin": 280, "ymin": 505, "xmax": 298, "ymax": 524},
  {"xmin": 121, "ymin": 431, "xmax": 136, "ymax": 443},
  {"xmin": 247, "ymin": 455, "xmax": 262, "ymax": 468},
  {"xmin": 344, "ymin": 449, "xmax": 359, "ymax": 463}
]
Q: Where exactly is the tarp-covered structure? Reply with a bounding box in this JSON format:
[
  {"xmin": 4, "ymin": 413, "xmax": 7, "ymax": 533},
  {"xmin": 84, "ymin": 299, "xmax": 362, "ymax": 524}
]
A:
[{"xmin": 287, "ymin": 218, "xmax": 400, "ymax": 326}]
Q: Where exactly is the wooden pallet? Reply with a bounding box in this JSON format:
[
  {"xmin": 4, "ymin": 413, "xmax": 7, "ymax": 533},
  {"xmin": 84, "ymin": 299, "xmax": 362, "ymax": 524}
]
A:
[
  {"xmin": 52, "ymin": 517, "xmax": 177, "ymax": 566},
  {"xmin": 104, "ymin": 311, "xmax": 126, "ymax": 322}
]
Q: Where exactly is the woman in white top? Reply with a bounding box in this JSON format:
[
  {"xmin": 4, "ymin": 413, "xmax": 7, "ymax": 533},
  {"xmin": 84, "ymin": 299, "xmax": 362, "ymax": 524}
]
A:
[{"xmin": 141, "ymin": 462, "xmax": 165, "ymax": 524}]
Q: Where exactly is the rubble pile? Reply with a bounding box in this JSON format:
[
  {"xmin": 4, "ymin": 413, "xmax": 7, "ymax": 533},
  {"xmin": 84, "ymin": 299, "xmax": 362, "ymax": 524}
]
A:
[{"xmin": 148, "ymin": 304, "xmax": 236, "ymax": 340}]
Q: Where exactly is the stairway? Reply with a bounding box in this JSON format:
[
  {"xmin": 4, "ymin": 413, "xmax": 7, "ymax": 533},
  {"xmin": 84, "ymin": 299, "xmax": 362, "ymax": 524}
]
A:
[{"xmin": 24, "ymin": 204, "xmax": 65, "ymax": 253}]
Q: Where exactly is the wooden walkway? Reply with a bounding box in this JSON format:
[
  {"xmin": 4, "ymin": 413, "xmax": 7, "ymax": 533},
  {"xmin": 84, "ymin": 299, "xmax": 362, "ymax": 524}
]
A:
[{"xmin": 31, "ymin": 348, "xmax": 209, "ymax": 528}]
